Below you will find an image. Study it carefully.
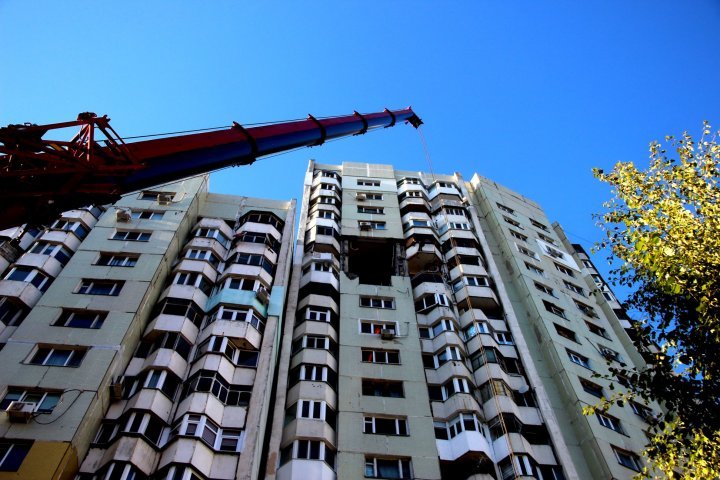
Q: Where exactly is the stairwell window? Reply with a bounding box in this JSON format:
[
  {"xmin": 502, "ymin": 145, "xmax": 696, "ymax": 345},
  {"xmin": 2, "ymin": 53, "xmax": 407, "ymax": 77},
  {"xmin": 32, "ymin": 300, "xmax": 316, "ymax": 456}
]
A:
[
  {"xmin": 76, "ymin": 279, "xmax": 124, "ymax": 296},
  {"xmin": 357, "ymin": 179, "xmax": 381, "ymax": 187},
  {"xmin": 586, "ymin": 322, "xmax": 610, "ymax": 339},
  {"xmin": 362, "ymin": 379, "xmax": 404, "ymax": 398},
  {"xmin": 509, "ymin": 230, "xmax": 527, "ymax": 242},
  {"xmin": 131, "ymin": 210, "xmax": 163, "ymax": 220},
  {"xmin": 496, "ymin": 203, "xmax": 515, "ymax": 215},
  {"xmin": 112, "ymin": 230, "xmax": 151, "ymax": 242},
  {"xmin": 516, "ymin": 244, "xmax": 538, "ymax": 259},
  {"xmin": 358, "ymin": 206, "xmax": 384, "ymax": 214},
  {"xmin": 563, "ymin": 281, "xmax": 585, "ymax": 296},
  {"xmin": 534, "ymin": 282, "xmax": 556, "ymax": 297},
  {"xmin": 554, "ymin": 323, "xmax": 579, "ymax": 343},
  {"xmin": 503, "ymin": 216, "xmax": 521, "ymax": 228}
]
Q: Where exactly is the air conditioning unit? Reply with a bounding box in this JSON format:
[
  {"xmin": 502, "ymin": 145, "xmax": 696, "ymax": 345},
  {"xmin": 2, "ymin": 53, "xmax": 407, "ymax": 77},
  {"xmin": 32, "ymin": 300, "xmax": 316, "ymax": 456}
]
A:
[
  {"xmin": 109, "ymin": 381, "xmax": 123, "ymax": 401},
  {"xmin": 255, "ymin": 286, "xmax": 270, "ymax": 305},
  {"xmin": 158, "ymin": 194, "xmax": 173, "ymax": 205},
  {"xmin": 355, "ymin": 193, "xmax": 367, "ymax": 201},
  {"xmin": 359, "ymin": 222, "xmax": 372, "ymax": 231},
  {"xmin": 115, "ymin": 208, "xmax": 131, "ymax": 222},
  {"xmin": 5, "ymin": 401, "xmax": 35, "ymax": 423},
  {"xmin": 380, "ymin": 329, "xmax": 395, "ymax": 340}
]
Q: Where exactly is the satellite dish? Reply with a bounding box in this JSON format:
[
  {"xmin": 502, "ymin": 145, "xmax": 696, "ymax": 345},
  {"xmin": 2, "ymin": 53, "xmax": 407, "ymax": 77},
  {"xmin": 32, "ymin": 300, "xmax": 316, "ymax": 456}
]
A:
[{"xmin": 518, "ymin": 384, "xmax": 530, "ymax": 394}]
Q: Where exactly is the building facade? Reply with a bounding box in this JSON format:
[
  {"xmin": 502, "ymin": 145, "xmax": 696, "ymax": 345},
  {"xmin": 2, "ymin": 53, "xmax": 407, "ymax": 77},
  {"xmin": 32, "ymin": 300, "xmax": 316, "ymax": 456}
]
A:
[
  {"xmin": 266, "ymin": 161, "xmax": 657, "ymax": 480},
  {"xmin": 0, "ymin": 176, "xmax": 295, "ymax": 480},
  {"xmin": 0, "ymin": 162, "xmax": 657, "ymax": 480}
]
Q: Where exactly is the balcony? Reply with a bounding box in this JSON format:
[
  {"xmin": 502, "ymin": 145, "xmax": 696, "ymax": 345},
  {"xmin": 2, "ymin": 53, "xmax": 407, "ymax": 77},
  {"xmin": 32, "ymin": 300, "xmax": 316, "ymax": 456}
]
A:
[
  {"xmin": 236, "ymin": 221, "xmax": 282, "ymax": 243},
  {"xmin": 282, "ymin": 418, "xmax": 336, "ymax": 448},
  {"xmin": 0, "ymin": 280, "xmax": 42, "ymax": 308},
  {"xmin": 184, "ymin": 236, "xmax": 228, "ymax": 259},
  {"xmin": 436, "ymin": 430, "xmax": 494, "ymax": 462},
  {"xmin": 454, "ymin": 285, "xmax": 500, "ymax": 311},
  {"xmin": 202, "ymin": 318, "xmax": 263, "ymax": 350},
  {"xmin": 406, "ymin": 242, "xmax": 443, "ymax": 274},
  {"xmin": 141, "ymin": 349, "xmax": 188, "ymax": 380},
  {"xmin": 431, "ymin": 393, "xmax": 482, "ymax": 419},
  {"xmin": 97, "ymin": 435, "xmax": 158, "ymax": 477},
  {"xmin": 161, "ymin": 284, "xmax": 209, "ymax": 310},
  {"xmin": 425, "ymin": 361, "xmax": 474, "ymax": 386},
  {"xmin": 124, "ymin": 388, "xmax": 174, "ymax": 421},
  {"xmin": 38, "ymin": 230, "xmax": 82, "ymax": 250},
  {"xmin": 223, "ymin": 263, "xmax": 273, "ymax": 287},
  {"xmin": 14, "ymin": 253, "xmax": 63, "ymax": 278},
  {"xmin": 276, "ymin": 459, "xmax": 335, "ymax": 480},
  {"xmin": 144, "ymin": 314, "xmax": 200, "ymax": 345},
  {"xmin": 286, "ymin": 382, "xmax": 337, "ymax": 410}
]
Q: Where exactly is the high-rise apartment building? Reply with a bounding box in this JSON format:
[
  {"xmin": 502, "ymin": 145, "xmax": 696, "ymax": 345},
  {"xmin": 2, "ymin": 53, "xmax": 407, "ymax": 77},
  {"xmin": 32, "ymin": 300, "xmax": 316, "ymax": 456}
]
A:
[
  {"xmin": 0, "ymin": 176, "xmax": 296, "ymax": 480},
  {"xmin": 0, "ymin": 162, "xmax": 657, "ymax": 480},
  {"xmin": 266, "ymin": 161, "xmax": 657, "ymax": 480}
]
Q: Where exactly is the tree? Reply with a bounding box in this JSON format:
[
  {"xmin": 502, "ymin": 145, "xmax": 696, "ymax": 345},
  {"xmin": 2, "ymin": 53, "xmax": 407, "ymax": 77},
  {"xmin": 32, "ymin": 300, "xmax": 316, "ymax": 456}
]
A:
[{"xmin": 591, "ymin": 122, "xmax": 720, "ymax": 478}]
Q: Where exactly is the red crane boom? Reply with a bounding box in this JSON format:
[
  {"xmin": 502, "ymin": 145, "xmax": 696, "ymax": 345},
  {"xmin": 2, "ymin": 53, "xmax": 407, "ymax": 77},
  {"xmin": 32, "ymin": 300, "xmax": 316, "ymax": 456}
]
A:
[{"xmin": 0, "ymin": 108, "xmax": 421, "ymax": 230}]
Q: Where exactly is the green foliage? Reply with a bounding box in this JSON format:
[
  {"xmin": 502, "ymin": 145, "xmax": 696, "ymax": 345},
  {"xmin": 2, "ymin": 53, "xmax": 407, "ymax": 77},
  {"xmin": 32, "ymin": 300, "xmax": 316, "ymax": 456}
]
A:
[{"xmin": 594, "ymin": 122, "xmax": 720, "ymax": 479}]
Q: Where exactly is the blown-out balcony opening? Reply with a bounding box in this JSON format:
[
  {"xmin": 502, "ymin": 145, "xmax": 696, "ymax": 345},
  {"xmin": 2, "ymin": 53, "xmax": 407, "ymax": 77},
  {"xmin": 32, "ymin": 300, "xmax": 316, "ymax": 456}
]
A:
[{"xmin": 346, "ymin": 239, "xmax": 397, "ymax": 286}]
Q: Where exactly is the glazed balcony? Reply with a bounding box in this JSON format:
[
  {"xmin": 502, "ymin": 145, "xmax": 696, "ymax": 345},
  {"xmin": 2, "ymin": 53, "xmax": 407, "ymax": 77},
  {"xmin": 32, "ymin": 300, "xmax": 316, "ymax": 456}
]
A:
[
  {"xmin": 0, "ymin": 280, "xmax": 42, "ymax": 308},
  {"xmin": 398, "ymin": 195, "xmax": 431, "ymax": 215},
  {"xmin": 281, "ymin": 418, "xmax": 336, "ymax": 449},
  {"xmin": 144, "ymin": 314, "xmax": 200, "ymax": 345},
  {"xmin": 276, "ymin": 459, "xmax": 335, "ymax": 480},
  {"xmin": 436, "ymin": 430, "xmax": 493, "ymax": 462},
  {"xmin": 453, "ymin": 285, "xmax": 500, "ymax": 311},
  {"xmin": 431, "ymin": 393, "xmax": 482, "ymax": 419},
  {"xmin": 184, "ymin": 236, "xmax": 228, "ymax": 259},
  {"xmin": 286, "ymin": 381, "xmax": 337, "ymax": 410},
  {"xmin": 38, "ymin": 230, "xmax": 82, "ymax": 251},
  {"xmin": 202, "ymin": 318, "xmax": 263, "ymax": 350},
  {"xmin": 123, "ymin": 388, "xmax": 174, "ymax": 422},
  {"xmin": 425, "ymin": 361, "xmax": 475, "ymax": 386}
]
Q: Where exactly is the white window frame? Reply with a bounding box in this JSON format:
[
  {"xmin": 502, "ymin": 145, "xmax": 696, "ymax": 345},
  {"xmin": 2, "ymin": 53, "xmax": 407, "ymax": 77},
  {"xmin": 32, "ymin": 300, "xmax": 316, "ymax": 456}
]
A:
[
  {"xmin": 360, "ymin": 296, "xmax": 395, "ymax": 309},
  {"xmin": 363, "ymin": 416, "xmax": 408, "ymax": 436},
  {"xmin": 360, "ymin": 320, "xmax": 398, "ymax": 335}
]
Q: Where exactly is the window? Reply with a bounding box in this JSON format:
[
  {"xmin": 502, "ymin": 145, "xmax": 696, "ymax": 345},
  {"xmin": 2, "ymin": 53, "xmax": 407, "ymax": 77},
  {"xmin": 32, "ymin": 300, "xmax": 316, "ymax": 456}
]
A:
[
  {"xmin": 364, "ymin": 416, "xmax": 408, "ymax": 436},
  {"xmin": 288, "ymin": 364, "xmax": 337, "ymax": 387},
  {"xmin": 358, "ymin": 206, "xmax": 384, "ymax": 214},
  {"xmin": 554, "ymin": 323, "xmax": 579, "ymax": 343},
  {"xmin": 194, "ymin": 227, "xmax": 231, "ymax": 248},
  {"xmin": 224, "ymin": 277, "xmax": 257, "ymax": 292},
  {"xmin": 360, "ymin": 296, "xmax": 395, "ymax": 309},
  {"xmin": 96, "ymin": 253, "xmax": 138, "ymax": 267},
  {"xmin": 503, "ymin": 216, "xmax": 521, "ymax": 228},
  {"xmin": 293, "ymin": 399, "xmax": 331, "ymax": 420},
  {"xmin": 586, "ymin": 322, "xmax": 609, "ymax": 339},
  {"xmin": 362, "ymin": 379, "xmax": 403, "ymax": 398},
  {"xmin": 495, "ymin": 331, "xmax": 514, "ymax": 345},
  {"xmin": 362, "ymin": 349, "xmax": 400, "ymax": 364},
  {"xmin": 567, "ymin": 349, "xmax": 591, "ymax": 369},
  {"xmin": 451, "ymin": 276, "xmax": 489, "ymax": 292},
  {"xmin": 28, "ymin": 242, "xmax": 72, "ymax": 265},
  {"xmin": 51, "ymin": 219, "xmax": 89, "ymax": 239},
  {"xmin": 137, "ymin": 331, "xmax": 193, "ymax": 361},
  {"xmin": 291, "ymin": 335, "xmax": 337, "ymax": 356},
  {"xmin": 580, "ymin": 377, "xmax": 604, "ymax": 398},
  {"xmin": 630, "ymin": 401, "xmax": 654, "ymax": 421},
  {"xmin": 207, "ymin": 306, "xmax": 264, "ymax": 332},
  {"xmin": 575, "ymin": 300, "xmax": 598, "ymax": 318},
  {"xmin": 112, "ymin": 230, "xmax": 151, "ymax": 242},
  {"xmin": 1, "ymin": 389, "xmax": 61, "ymax": 413},
  {"xmin": 76, "ymin": 279, "xmax": 124, "ymax": 296},
  {"xmin": 509, "ymin": 230, "xmax": 527, "ymax": 242},
  {"xmin": 359, "ymin": 220, "xmax": 386, "ymax": 230},
  {"xmin": 239, "ymin": 211, "xmax": 284, "ymax": 230},
  {"xmin": 173, "ymin": 272, "xmax": 213, "ymax": 295},
  {"xmin": 170, "ymin": 414, "xmax": 243, "ymax": 452},
  {"xmin": 0, "ymin": 441, "xmax": 32, "ymax": 472},
  {"xmin": 180, "ymin": 370, "xmax": 250, "ymax": 407},
  {"xmin": 185, "ymin": 249, "xmax": 221, "ymax": 267},
  {"xmin": 554, "ymin": 263, "xmax": 575, "ymax": 277},
  {"xmin": 29, "ymin": 346, "xmax": 86, "ymax": 367},
  {"xmin": 304, "ymin": 307, "xmax": 331, "ymax": 323},
  {"xmin": 357, "ymin": 179, "xmax": 381, "ymax": 187},
  {"xmin": 360, "ymin": 321, "xmax": 397, "ymax": 335},
  {"xmin": 612, "ymin": 445, "xmax": 642, "ymax": 471},
  {"xmin": 4, "ymin": 267, "xmax": 51, "ymax": 292},
  {"xmin": 54, "ymin": 309, "xmax": 106, "ymax": 329},
  {"xmin": 365, "ymin": 457, "xmax": 412, "ymax": 479},
  {"xmin": 596, "ymin": 412, "xmax": 624, "ymax": 434},
  {"xmin": 227, "ymin": 252, "xmax": 275, "ymax": 274},
  {"xmin": 534, "ymin": 282, "xmax": 555, "ymax": 296},
  {"xmin": 131, "ymin": 210, "xmax": 163, "ymax": 220},
  {"xmin": 530, "ymin": 218, "xmax": 549, "ymax": 231},
  {"xmin": 279, "ymin": 440, "xmax": 335, "ymax": 467},
  {"xmin": 0, "ymin": 298, "xmax": 28, "ymax": 327},
  {"xmin": 415, "ymin": 293, "xmax": 450, "ymax": 312},
  {"xmin": 496, "ymin": 203, "xmax": 515, "ymax": 214},
  {"xmin": 563, "ymin": 281, "xmax": 585, "ymax": 296},
  {"xmin": 543, "ymin": 300, "xmax": 567, "ymax": 319},
  {"xmin": 538, "ymin": 232, "xmax": 557, "ymax": 245},
  {"xmin": 517, "ymin": 245, "xmax": 538, "ymax": 259},
  {"xmin": 462, "ymin": 321, "xmax": 489, "ymax": 340},
  {"xmin": 499, "ymin": 454, "xmax": 535, "ymax": 480},
  {"xmin": 525, "ymin": 262, "xmax": 545, "ymax": 277},
  {"xmin": 599, "ymin": 346, "xmax": 623, "ymax": 363}
]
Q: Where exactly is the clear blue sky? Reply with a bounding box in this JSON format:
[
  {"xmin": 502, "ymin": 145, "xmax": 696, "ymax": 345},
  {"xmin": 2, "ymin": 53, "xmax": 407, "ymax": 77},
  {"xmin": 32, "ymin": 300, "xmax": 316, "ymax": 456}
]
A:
[{"xmin": 2, "ymin": 1, "xmax": 719, "ymax": 293}]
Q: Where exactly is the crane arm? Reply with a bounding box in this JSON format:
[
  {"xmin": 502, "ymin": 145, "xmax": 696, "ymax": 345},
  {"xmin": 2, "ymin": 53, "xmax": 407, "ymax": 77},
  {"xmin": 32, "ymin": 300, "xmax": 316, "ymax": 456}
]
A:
[{"xmin": 0, "ymin": 108, "xmax": 421, "ymax": 229}]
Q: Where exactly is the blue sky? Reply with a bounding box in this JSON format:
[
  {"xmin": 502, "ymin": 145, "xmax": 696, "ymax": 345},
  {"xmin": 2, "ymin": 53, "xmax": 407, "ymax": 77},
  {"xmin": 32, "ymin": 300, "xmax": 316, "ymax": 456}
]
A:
[{"xmin": 2, "ymin": 1, "xmax": 719, "ymax": 294}]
